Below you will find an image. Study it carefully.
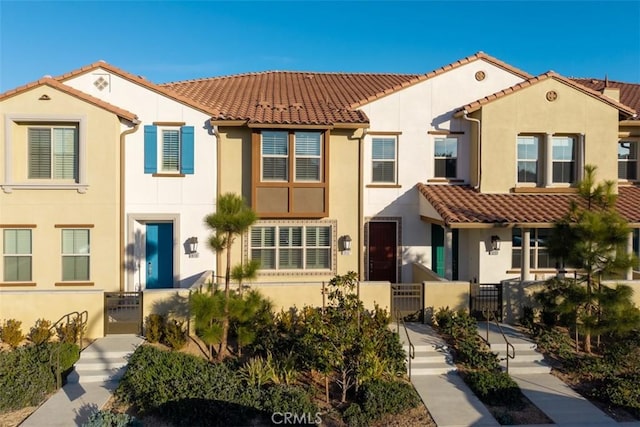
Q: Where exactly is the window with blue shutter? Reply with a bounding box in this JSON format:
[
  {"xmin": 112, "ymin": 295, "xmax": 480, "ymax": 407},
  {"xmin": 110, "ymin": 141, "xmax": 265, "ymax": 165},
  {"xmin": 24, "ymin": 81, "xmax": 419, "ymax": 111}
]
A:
[
  {"xmin": 180, "ymin": 126, "xmax": 194, "ymax": 174},
  {"xmin": 144, "ymin": 125, "xmax": 158, "ymax": 174}
]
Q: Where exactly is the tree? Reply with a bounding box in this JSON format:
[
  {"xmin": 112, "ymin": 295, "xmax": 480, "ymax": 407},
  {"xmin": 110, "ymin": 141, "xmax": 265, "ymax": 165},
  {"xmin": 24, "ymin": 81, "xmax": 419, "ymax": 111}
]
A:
[
  {"xmin": 203, "ymin": 193, "xmax": 257, "ymax": 361},
  {"xmin": 547, "ymin": 165, "xmax": 636, "ymax": 353}
]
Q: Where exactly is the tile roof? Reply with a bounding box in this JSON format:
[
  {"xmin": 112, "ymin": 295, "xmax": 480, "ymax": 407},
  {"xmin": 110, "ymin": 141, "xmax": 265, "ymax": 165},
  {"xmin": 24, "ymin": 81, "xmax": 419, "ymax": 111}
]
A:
[
  {"xmin": 456, "ymin": 72, "xmax": 637, "ymax": 118},
  {"xmin": 418, "ymin": 184, "xmax": 640, "ymax": 227},
  {"xmin": 161, "ymin": 52, "xmax": 532, "ymax": 126},
  {"xmin": 570, "ymin": 78, "xmax": 640, "ymax": 119},
  {"xmin": 0, "ymin": 77, "xmax": 139, "ymax": 122},
  {"xmin": 55, "ymin": 61, "xmax": 219, "ymax": 116}
]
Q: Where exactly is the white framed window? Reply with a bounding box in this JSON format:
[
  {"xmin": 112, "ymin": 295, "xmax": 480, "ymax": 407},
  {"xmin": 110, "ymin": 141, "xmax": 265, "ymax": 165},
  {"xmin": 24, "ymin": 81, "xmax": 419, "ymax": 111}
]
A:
[
  {"xmin": 3, "ymin": 229, "xmax": 32, "ymax": 282},
  {"xmin": 512, "ymin": 228, "xmax": 558, "ymax": 269},
  {"xmin": 61, "ymin": 229, "xmax": 90, "ymax": 281},
  {"xmin": 434, "ymin": 137, "xmax": 457, "ymax": 178},
  {"xmin": 295, "ymin": 132, "xmax": 321, "ymax": 181},
  {"xmin": 250, "ymin": 223, "xmax": 332, "ymax": 271},
  {"xmin": 28, "ymin": 125, "xmax": 78, "ymax": 181},
  {"xmin": 262, "ymin": 131, "xmax": 289, "ymax": 181},
  {"xmin": 552, "ymin": 136, "xmax": 576, "ymax": 184},
  {"xmin": 371, "ymin": 137, "xmax": 397, "ymax": 183},
  {"xmin": 517, "ymin": 135, "xmax": 539, "ymax": 183},
  {"xmin": 618, "ymin": 141, "xmax": 638, "ymax": 181},
  {"xmin": 161, "ymin": 129, "xmax": 180, "ymax": 172}
]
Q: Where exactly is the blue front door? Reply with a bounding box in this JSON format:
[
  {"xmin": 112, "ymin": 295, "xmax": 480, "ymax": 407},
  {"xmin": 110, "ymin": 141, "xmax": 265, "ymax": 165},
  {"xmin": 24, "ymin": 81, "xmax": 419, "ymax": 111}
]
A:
[{"xmin": 146, "ymin": 223, "xmax": 173, "ymax": 289}]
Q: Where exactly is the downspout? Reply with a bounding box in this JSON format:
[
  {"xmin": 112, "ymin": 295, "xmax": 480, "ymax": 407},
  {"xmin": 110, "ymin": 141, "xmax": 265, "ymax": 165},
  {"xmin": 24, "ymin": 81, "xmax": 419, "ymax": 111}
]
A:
[
  {"xmin": 358, "ymin": 128, "xmax": 368, "ymax": 280},
  {"xmin": 462, "ymin": 110, "xmax": 482, "ymax": 190},
  {"xmin": 119, "ymin": 120, "xmax": 140, "ymax": 292},
  {"xmin": 212, "ymin": 123, "xmax": 222, "ymax": 283}
]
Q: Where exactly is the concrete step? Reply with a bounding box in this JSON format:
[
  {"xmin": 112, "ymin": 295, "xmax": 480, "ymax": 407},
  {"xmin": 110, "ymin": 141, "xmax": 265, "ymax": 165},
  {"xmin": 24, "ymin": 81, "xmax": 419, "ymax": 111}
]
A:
[
  {"xmin": 67, "ymin": 366, "xmax": 126, "ymax": 384},
  {"xmin": 493, "ymin": 349, "xmax": 545, "ymax": 362},
  {"xmin": 74, "ymin": 360, "xmax": 128, "ymax": 371},
  {"xmin": 411, "ymin": 361, "xmax": 457, "ymax": 376},
  {"xmin": 404, "ymin": 344, "xmax": 449, "ymax": 353},
  {"xmin": 79, "ymin": 350, "xmax": 132, "ymax": 360},
  {"xmin": 501, "ymin": 361, "xmax": 551, "ymax": 374},
  {"xmin": 414, "ymin": 354, "xmax": 454, "ymax": 364},
  {"xmin": 487, "ymin": 342, "xmax": 537, "ymax": 352}
]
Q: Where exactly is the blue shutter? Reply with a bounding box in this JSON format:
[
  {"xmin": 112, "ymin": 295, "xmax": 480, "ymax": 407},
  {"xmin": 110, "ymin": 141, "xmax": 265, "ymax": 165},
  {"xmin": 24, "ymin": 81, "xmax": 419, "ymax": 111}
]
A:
[
  {"xmin": 180, "ymin": 126, "xmax": 195, "ymax": 174},
  {"xmin": 144, "ymin": 125, "xmax": 157, "ymax": 174}
]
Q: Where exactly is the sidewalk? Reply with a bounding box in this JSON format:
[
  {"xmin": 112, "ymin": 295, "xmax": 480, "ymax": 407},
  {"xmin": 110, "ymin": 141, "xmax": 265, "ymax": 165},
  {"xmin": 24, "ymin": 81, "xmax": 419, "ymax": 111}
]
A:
[
  {"xmin": 398, "ymin": 321, "xmax": 640, "ymax": 427},
  {"xmin": 21, "ymin": 335, "xmax": 143, "ymax": 427}
]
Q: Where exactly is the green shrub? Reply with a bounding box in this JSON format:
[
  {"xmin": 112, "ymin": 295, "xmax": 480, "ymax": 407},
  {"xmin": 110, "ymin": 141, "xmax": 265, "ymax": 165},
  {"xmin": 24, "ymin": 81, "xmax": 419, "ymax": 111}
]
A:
[
  {"xmin": 1, "ymin": 319, "xmax": 24, "ymax": 348},
  {"xmin": 82, "ymin": 410, "xmax": 142, "ymax": 427},
  {"xmin": 343, "ymin": 403, "xmax": 367, "ymax": 427},
  {"xmin": 260, "ymin": 384, "xmax": 318, "ymax": 417},
  {"xmin": 0, "ymin": 345, "xmax": 55, "ymax": 411},
  {"xmin": 162, "ymin": 319, "xmax": 187, "ymax": 350},
  {"xmin": 28, "ymin": 319, "xmax": 52, "ymax": 345},
  {"xmin": 434, "ymin": 306, "xmax": 455, "ymax": 331},
  {"xmin": 144, "ymin": 314, "xmax": 165, "ymax": 343},
  {"xmin": 355, "ymin": 379, "xmax": 420, "ymax": 422},
  {"xmin": 593, "ymin": 373, "xmax": 640, "ymax": 416},
  {"xmin": 463, "ymin": 370, "xmax": 523, "ymax": 408},
  {"xmin": 56, "ymin": 317, "xmax": 85, "ymax": 344}
]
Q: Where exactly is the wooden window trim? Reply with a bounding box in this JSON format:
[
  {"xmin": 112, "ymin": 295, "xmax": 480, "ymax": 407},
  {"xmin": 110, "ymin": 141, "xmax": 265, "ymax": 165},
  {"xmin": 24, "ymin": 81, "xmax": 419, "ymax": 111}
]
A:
[
  {"xmin": 152, "ymin": 121, "xmax": 186, "ymax": 127},
  {"xmin": 152, "ymin": 173, "xmax": 186, "ymax": 178},
  {"xmin": 0, "ymin": 282, "xmax": 37, "ymax": 287},
  {"xmin": 366, "ymin": 184, "xmax": 402, "ymax": 188},
  {"xmin": 54, "ymin": 224, "xmax": 94, "ymax": 228},
  {"xmin": 54, "ymin": 282, "xmax": 95, "ymax": 287},
  {"xmin": 428, "ymin": 130, "xmax": 464, "ymax": 135},
  {"xmin": 0, "ymin": 224, "xmax": 37, "ymax": 228},
  {"xmin": 252, "ymin": 129, "xmax": 329, "ymax": 217}
]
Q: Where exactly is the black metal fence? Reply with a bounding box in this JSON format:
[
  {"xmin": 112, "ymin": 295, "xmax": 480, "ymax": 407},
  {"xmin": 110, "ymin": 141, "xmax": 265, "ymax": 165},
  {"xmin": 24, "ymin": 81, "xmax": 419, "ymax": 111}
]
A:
[
  {"xmin": 469, "ymin": 283, "xmax": 503, "ymax": 321},
  {"xmin": 104, "ymin": 292, "xmax": 143, "ymax": 335}
]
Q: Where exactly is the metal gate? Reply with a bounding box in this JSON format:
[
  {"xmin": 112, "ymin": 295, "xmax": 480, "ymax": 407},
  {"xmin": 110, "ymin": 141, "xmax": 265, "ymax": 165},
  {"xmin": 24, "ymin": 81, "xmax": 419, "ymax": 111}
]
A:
[
  {"xmin": 469, "ymin": 283, "xmax": 503, "ymax": 321},
  {"xmin": 104, "ymin": 292, "xmax": 143, "ymax": 335},
  {"xmin": 391, "ymin": 283, "xmax": 424, "ymax": 321}
]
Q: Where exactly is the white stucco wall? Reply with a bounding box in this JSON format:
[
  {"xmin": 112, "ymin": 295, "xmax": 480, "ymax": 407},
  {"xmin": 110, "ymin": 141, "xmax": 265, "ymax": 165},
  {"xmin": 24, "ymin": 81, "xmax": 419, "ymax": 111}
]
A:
[
  {"xmin": 64, "ymin": 69, "xmax": 217, "ymax": 290},
  {"xmin": 359, "ymin": 59, "xmax": 525, "ymax": 282}
]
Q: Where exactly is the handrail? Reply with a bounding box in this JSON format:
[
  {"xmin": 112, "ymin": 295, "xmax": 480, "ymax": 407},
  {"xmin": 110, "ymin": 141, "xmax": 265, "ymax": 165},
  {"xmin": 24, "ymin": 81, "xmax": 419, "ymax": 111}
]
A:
[
  {"xmin": 395, "ymin": 309, "xmax": 415, "ymax": 379},
  {"xmin": 48, "ymin": 310, "xmax": 89, "ymax": 388},
  {"xmin": 483, "ymin": 308, "xmax": 515, "ymax": 373}
]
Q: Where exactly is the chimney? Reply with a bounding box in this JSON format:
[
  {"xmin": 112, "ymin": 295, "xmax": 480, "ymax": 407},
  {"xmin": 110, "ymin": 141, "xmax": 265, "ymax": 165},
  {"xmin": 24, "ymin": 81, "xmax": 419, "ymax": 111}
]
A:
[{"xmin": 602, "ymin": 87, "xmax": 620, "ymax": 102}]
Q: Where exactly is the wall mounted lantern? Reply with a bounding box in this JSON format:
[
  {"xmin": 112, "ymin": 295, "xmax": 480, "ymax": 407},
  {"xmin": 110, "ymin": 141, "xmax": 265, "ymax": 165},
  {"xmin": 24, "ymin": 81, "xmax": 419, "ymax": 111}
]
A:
[
  {"xmin": 341, "ymin": 235, "xmax": 352, "ymax": 255},
  {"xmin": 490, "ymin": 235, "xmax": 501, "ymax": 252},
  {"xmin": 188, "ymin": 236, "xmax": 199, "ymax": 257}
]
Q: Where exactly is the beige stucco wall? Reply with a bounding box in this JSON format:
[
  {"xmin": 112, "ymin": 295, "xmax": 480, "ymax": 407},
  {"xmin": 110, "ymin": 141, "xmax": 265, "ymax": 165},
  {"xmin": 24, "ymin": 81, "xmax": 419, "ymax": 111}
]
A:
[
  {"xmin": 0, "ymin": 290, "xmax": 104, "ymax": 338},
  {"xmin": 216, "ymin": 127, "xmax": 360, "ymax": 284},
  {"xmin": 478, "ymin": 78, "xmax": 620, "ymax": 193},
  {"xmin": 249, "ymin": 281, "xmax": 390, "ymax": 312},
  {"xmin": 0, "ymin": 85, "xmax": 123, "ymax": 291},
  {"xmin": 423, "ymin": 281, "xmax": 469, "ymax": 324}
]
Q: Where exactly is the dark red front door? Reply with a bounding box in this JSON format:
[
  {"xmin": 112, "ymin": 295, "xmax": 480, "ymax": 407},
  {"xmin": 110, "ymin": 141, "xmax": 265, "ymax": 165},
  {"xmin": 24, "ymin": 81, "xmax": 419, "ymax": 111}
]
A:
[{"xmin": 368, "ymin": 222, "xmax": 397, "ymax": 282}]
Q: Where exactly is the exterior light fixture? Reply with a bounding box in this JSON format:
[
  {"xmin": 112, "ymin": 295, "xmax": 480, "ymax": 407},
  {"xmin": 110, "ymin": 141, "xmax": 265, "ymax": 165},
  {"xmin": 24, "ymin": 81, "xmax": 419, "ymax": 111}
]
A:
[
  {"xmin": 490, "ymin": 235, "xmax": 501, "ymax": 252},
  {"xmin": 188, "ymin": 237, "xmax": 199, "ymax": 257},
  {"xmin": 341, "ymin": 235, "xmax": 352, "ymax": 255}
]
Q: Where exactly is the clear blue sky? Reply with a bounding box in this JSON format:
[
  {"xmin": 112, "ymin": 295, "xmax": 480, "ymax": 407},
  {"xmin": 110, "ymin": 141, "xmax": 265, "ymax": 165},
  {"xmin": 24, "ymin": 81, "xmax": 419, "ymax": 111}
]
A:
[{"xmin": 1, "ymin": 1, "xmax": 639, "ymax": 92}]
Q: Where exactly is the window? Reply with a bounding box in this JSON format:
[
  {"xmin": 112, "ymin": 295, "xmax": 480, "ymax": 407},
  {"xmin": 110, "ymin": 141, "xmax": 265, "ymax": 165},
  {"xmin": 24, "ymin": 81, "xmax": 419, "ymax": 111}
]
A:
[
  {"xmin": 552, "ymin": 136, "xmax": 576, "ymax": 183},
  {"xmin": 250, "ymin": 224, "xmax": 331, "ymax": 271},
  {"xmin": 28, "ymin": 126, "xmax": 78, "ymax": 180},
  {"xmin": 261, "ymin": 131, "xmax": 323, "ymax": 182},
  {"xmin": 61, "ymin": 229, "xmax": 90, "ymax": 281},
  {"xmin": 371, "ymin": 137, "xmax": 397, "ymax": 183},
  {"xmin": 618, "ymin": 141, "xmax": 638, "ymax": 180},
  {"xmin": 161, "ymin": 129, "xmax": 180, "ymax": 172},
  {"xmin": 512, "ymin": 228, "xmax": 558, "ymax": 269},
  {"xmin": 144, "ymin": 125, "xmax": 194, "ymax": 175},
  {"xmin": 3, "ymin": 229, "xmax": 32, "ymax": 282},
  {"xmin": 434, "ymin": 137, "xmax": 457, "ymax": 178},
  {"xmin": 262, "ymin": 131, "xmax": 289, "ymax": 181},
  {"xmin": 517, "ymin": 135, "xmax": 539, "ymax": 183}
]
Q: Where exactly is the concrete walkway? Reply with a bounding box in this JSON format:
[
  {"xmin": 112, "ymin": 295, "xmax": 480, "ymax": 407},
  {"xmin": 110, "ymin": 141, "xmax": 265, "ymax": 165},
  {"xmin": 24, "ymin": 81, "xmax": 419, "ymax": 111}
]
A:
[
  {"xmin": 21, "ymin": 335, "xmax": 143, "ymax": 427},
  {"xmin": 398, "ymin": 321, "xmax": 640, "ymax": 427}
]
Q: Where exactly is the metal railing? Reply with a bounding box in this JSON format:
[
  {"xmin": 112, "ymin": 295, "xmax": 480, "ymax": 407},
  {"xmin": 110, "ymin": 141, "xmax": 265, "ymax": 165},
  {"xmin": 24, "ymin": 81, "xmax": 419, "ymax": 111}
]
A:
[
  {"xmin": 483, "ymin": 308, "xmax": 515, "ymax": 373},
  {"xmin": 395, "ymin": 309, "xmax": 415, "ymax": 379},
  {"xmin": 48, "ymin": 311, "xmax": 89, "ymax": 388}
]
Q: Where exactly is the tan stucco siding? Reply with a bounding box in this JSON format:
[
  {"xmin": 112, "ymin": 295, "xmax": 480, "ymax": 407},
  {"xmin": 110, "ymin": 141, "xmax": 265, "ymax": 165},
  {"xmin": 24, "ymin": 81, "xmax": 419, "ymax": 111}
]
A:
[
  {"xmin": 479, "ymin": 79, "xmax": 620, "ymax": 193},
  {"xmin": 0, "ymin": 85, "xmax": 122, "ymax": 291}
]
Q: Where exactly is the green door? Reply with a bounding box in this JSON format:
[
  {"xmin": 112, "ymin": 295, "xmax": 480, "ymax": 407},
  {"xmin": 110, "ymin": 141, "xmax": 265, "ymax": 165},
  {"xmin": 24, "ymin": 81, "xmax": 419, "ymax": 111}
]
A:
[{"xmin": 431, "ymin": 225, "xmax": 458, "ymax": 279}]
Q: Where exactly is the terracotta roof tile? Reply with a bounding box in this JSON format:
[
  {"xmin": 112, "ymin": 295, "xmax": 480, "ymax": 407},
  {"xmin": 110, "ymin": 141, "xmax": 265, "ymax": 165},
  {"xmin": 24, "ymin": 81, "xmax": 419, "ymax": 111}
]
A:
[
  {"xmin": 161, "ymin": 52, "xmax": 532, "ymax": 126},
  {"xmin": 571, "ymin": 78, "xmax": 640, "ymax": 119},
  {"xmin": 418, "ymin": 184, "xmax": 640, "ymax": 226},
  {"xmin": 457, "ymin": 72, "xmax": 637, "ymax": 118},
  {"xmin": 55, "ymin": 61, "xmax": 219, "ymax": 116},
  {"xmin": 0, "ymin": 77, "xmax": 138, "ymax": 122}
]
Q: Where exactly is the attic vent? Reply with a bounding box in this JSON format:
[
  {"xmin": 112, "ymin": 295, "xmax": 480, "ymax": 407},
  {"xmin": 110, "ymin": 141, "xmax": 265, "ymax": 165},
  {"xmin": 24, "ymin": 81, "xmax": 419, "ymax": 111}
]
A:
[
  {"xmin": 274, "ymin": 104, "xmax": 288, "ymax": 112},
  {"xmin": 304, "ymin": 74, "xmax": 314, "ymax": 79},
  {"xmin": 257, "ymin": 101, "xmax": 271, "ymax": 108},
  {"xmin": 290, "ymin": 103, "xmax": 303, "ymax": 110},
  {"xmin": 94, "ymin": 76, "xmax": 109, "ymax": 91},
  {"xmin": 39, "ymin": 94, "xmax": 51, "ymax": 101}
]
